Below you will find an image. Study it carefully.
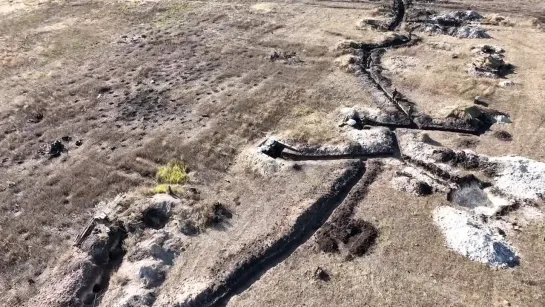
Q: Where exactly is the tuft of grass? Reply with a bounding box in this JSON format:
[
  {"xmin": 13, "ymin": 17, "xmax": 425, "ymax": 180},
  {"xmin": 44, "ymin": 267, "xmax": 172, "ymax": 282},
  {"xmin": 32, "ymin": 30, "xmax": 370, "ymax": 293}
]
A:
[
  {"xmin": 156, "ymin": 160, "xmax": 188, "ymax": 184},
  {"xmin": 153, "ymin": 184, "xmax": 169, "ymax": 194}
]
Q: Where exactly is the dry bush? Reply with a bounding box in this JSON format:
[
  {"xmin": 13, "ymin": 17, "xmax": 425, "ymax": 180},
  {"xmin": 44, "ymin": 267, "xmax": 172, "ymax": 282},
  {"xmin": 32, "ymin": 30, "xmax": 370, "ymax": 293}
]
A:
[
  {"xmin": 283, "ymin": 107, "xmax": 337, "ymax": 145},
  {"xmin": 178, "ymin": 202, "xmax": 232, "ymax": 234}
]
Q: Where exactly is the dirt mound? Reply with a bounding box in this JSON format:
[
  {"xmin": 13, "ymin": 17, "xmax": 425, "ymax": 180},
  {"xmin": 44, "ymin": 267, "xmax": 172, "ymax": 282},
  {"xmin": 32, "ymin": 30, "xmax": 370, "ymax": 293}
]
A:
[
  {"xmin": 28, "ymin": 192, "xmax": 236, "ymax": 307},
  {"xmin": 433, "ymin": 206, "xmax": 519, "ymax": 268},
  {"xmin": 315, "ymin": 162, "xmax": 382, "ymax": 258},
  {"xmin": 410, "ymin": 10, "xmax": 491, "ymax": 39},
  {"xmin": 317, "ymin": 218, "xmax": 378, "ymax": 257},
  {"xmin": 485, "ymin": 14, "xmax": 515, "ymax": 27},
  {"xmin": 444, "ymin": 105, "xmax": 511, "ymax": 125},
  {"xmin": 469, "ymin": 45, "xmax": 514, "ymax": 78},
  {"xmin": 391, "ymin": 172, "xmax": 434, "ymax": 196},
  {"xmin": 492, "ymin": 130, "xmax": 512, "ymax": 141},
  {"xmin": 260, "ymin": 128, "xmax": 396, "ymax": 160}
]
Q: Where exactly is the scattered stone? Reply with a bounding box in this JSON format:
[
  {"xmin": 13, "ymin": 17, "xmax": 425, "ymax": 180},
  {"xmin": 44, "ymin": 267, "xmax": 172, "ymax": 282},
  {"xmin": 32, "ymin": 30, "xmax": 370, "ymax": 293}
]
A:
[
  {"xmin": 433, "ymin": 206, "xmax": 519, "ymax": 268},
  {"xmin": 269, "ymin": 51, "xmax": 302, "ymax": 64},
  {"xmin": 75, "ymin": 139, "xmax": 83, "ymax": 146},
  {"xmin": 470, "ymin": 45, "xmax": 514, "ymax": 78}
]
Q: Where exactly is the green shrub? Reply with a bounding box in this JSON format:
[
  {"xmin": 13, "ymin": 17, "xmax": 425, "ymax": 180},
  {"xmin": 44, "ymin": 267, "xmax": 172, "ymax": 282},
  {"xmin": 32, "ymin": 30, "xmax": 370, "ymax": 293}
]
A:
[
  {"xmin": 153, "ymin": 184, "xmax": 169, "ymax": 194},
  {"xmin": 156, "ymin": 160, "xmax": 188, "ymax": 184}
]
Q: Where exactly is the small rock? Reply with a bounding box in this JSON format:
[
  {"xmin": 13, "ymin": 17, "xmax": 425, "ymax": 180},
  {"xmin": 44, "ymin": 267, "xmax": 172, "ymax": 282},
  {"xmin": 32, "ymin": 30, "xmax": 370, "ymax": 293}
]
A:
[
  {"xmin": 498, "ymin": 80, "xmax": 515, "ymax": 87},
  {"xmin": 314, "ymin": 267, "xmax": 330, "ymax": 282},
  {"xmin": 493, "ymin": 115, "xmax": 512, "ymax": 124},
  {"xmin": 474, "ymin": 96, "xmax": 489, "ymax": 106},
  {"xmin": 49, "ymin": 141, "xmax": 65, "ymax": 158},
  {"xmin": 75, "ymin": 139, "xmax": 83, "ymax": 146},
  {"xmin": 346, "ymin": 118, "xmax": 357, "ymax": 127},
  {"xmin": 98, "ymin": 86, "xmax": 112, "ymax": 94},
  {"xmin": 492, "ymin": 130, "xmax": 512, "ymax": 141},
  {"xmin": 28, "ymin": 112, "xmax": 44, "ymax": 123}
]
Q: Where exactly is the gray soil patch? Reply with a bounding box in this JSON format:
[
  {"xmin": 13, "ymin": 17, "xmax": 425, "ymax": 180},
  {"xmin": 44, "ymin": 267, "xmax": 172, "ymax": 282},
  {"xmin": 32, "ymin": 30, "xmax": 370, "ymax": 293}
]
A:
[{"xmin": 447, "ymin": 176, "xmax": 492, "ymax": 209}]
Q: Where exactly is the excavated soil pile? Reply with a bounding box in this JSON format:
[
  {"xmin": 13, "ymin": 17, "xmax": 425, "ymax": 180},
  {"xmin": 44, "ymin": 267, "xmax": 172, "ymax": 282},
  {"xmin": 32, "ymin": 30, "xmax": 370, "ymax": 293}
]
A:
[
  {"xmin": 408, "ymin": 10, "xmax": 491, "ymax": 39},
  {"xmin": 469, "ymin": 45, "xmax": 514, "ymax": 78}
]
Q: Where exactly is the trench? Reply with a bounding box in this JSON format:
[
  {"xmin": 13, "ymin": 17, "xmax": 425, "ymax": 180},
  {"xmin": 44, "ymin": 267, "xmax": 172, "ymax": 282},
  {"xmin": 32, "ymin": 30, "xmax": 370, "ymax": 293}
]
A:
[
  {"xmin": 185, "ymin": 1, "xmax": 514, "ymax": 304},
  {"xmin": 76, "ymin": 224, "xmax": 128, "ymax": 307},
  {"xmin": 387, "ymin": 0, "xmax": 406, "ymax": 31},
  {"xmin": 178, "ymin": 161, "xmax": 367, "ymax": 307},
  {"xmin": 75, "ymin": 2, "xmax": 512, "ymax": 306},
  {"xmin": 178, "ymin": 1, "xmax": 505, "ymax": 304},
  {"xmin": 352, "ymin": 0, "xmax": 505, "ymax": 137},
  {"xmin": 281, "ymin": 150, "xmax": 395, "ymax": 161}
]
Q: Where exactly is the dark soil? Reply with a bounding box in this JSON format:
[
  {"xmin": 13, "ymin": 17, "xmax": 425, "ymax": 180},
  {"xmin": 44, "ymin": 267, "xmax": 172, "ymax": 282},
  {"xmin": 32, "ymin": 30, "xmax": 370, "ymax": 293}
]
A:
[
  {"xmin": 493, "ymin": 130, "xmax": 512, "ymax": 141},
  {"xmin": 316, "ymin": 161, "xmax": 381, "ymax": 257}
]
